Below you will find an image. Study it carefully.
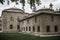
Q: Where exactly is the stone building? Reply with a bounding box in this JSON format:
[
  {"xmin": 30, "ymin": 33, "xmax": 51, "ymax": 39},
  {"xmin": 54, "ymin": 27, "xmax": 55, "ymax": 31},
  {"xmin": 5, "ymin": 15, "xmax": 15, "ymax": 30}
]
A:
[
  {"xmin": 1, "ymin": 7, "xmax": 60, "ymax": 36},
  {"xmin": 2, "ymin": 7, "xmax": 30, "ymax": 32},
  {"xmin": 20, "ymin": 8, "xmax": 60, "ymax": 36}
]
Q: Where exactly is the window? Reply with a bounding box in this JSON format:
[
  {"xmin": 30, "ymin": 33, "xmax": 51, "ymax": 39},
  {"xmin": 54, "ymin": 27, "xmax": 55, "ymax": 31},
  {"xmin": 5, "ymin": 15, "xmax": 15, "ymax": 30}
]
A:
[
  {"xmin": 17, "ymin": 25, "xmax": 20, "ymax": 29},
  {"xmin": 17, "ymin": 17, "xmax": 20, "ymax": 22},
  {"xmin": 10, "ymin": 16, "xmax": 13, "ymax": 21},
  {"xmin": 24, "ymin": 27, "xmax": 25, "ymax": 31},
  {"xmin": 10, "ymin": 25, "xmax": 13, "ymax": 29},
  {"xmin": 51, "ymin": 15, "xmax": 54, "ymax": 21},
  {"xmin": 0, "ymin": 24, "xmax": 2, "ymax": 26},
  {"xmin": 27, "ymin": 19, "xmax": 29, "ymax": 24},
  {"xmin": 0, "ymin": 20, "xmax": 1, "ymax": 22},
  {"xmin": 37, "ymin": 26, "xmax": 40, "ymax": 32},
  {"xmin": 29, "ymin": 26, "xmax": 31, "ymax": 31},
  {"xmin": 26, "ymin": 27, "xmax": 28, "ymax": 31},
  {"xmin": 0, "ymin": 28, "xmax": 1, "ymax": 31},
  {"xmin": 35, "ymin": 16, "xmax": 37, "ymax": 23},
  {"xmin": 33, "ymin": 26, "xmax": 35, "ymax": 31},
  {"xmin": 22, "ymin": 21, "xmax": 24, "ymax": 24},
  {"xmin": 54, "ymin": 26, "xmax": 58, "ymax": 32},
  {"xmin": 46, "ymin": 26, "xmax": 50, "ymax": 32}
]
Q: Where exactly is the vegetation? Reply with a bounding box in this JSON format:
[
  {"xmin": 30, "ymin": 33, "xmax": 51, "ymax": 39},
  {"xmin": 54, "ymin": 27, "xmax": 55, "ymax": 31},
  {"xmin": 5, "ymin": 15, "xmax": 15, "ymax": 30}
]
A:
[
  {"xmin": 0, "ymin": 0, "xmax": 41, "ymax": 10},
  {"xmin": 0, "ymin": 32, "xmax": 60, "ymax": 40}
]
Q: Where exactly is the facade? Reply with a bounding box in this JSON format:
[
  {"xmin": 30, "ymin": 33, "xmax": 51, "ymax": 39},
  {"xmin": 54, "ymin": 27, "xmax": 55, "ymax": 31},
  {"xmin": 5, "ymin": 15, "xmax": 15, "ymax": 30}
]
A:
[
  {"xmin": 20, "ymin": 9, "xmax": 60, "ymax": 36},
  {"xmin": 2, "ymin": 7, "xmax": 30, "ymax": 32},
  {"xmin": 1, "ymin": 7, "xmax": 60, "ymax": 36}
]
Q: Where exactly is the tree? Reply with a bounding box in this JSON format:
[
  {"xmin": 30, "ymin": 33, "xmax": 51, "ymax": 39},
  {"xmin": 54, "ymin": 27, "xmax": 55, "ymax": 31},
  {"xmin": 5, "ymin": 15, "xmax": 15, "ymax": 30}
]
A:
[
  {"xmin": 27, "ymin": 0, "xmax": 41, "ymax": 9},
  {"xmin": 0, "ymin": 0, "xmax": 5, "ymax": 4},
  {"xmin": 0, "ymin": 0, "xmax": 41, "ymax": 11}
]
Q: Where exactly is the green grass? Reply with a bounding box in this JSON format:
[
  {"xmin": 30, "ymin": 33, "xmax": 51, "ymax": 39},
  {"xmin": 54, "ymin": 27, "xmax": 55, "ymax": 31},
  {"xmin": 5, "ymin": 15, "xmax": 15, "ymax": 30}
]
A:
[{"xmin": 0, "ymin": 32, "xmax": 60, "ymax": 40}]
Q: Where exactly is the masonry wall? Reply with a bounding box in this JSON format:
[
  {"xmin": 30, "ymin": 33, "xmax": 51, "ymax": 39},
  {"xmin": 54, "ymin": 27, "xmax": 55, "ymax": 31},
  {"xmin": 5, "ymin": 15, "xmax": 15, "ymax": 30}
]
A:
[
  {"xmin": 2, "ymin": 8, "xmax": 60, "ymax": 35},
  {"xmin": 20, "ymin": 15, "xmax": 43, "ymax": 34},
  {"xmin": 41, "ymin": 14, "xmax": 60, "ymax": 35},
  {"xmin": 20, "ymin": 13, "xmax": 60, "ymax": 35},
  {"xmin": 2, "ymin": 11, "xmax": 29, "ymax": 32}
]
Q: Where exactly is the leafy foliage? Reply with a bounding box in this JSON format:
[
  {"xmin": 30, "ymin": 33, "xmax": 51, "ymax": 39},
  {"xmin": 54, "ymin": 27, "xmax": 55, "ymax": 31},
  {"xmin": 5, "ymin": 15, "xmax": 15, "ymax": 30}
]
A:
[
  {"xmin": 0, "ymin": 0, "xmax": 41, "ymax": 11},
  {"xmin": 7, "ymin": 0, "xmax": 9, "ymax": 5},
  {"xmin": 36, "ymin": 0, "xmax": 41, "ymax": 6},
  {"xmin": 27, "ymin": 0, "xmax": 41, "ymax": 9},
  {"xmin": 0, "ymin": 0, "xmax": 5, "ymax": 4},
  {"xmin": 11, "ymin": 0, "xmax": 19, "ymax": 2}
]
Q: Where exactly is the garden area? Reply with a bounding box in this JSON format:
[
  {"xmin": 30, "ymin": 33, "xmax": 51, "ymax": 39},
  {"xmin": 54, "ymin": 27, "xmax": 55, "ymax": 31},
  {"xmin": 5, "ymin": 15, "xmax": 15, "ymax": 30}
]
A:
[{"xmin": 0, "ymin": 32, "xmax": 60, "ymax": 40}]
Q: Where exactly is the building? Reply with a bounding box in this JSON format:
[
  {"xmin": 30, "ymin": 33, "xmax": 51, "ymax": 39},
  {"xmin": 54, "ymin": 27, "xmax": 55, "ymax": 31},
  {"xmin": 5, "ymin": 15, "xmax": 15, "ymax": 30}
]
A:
[
  {"xmin": 2, "ymin": 7, "xmax": 30, "ymax": 32},
  {"xmin": 1, "ymin": 7, "xmax": 60, "ymax": 36},
  {"xmin": 20, "ymin": 9, "xmax": 60, "ymax": 36}
]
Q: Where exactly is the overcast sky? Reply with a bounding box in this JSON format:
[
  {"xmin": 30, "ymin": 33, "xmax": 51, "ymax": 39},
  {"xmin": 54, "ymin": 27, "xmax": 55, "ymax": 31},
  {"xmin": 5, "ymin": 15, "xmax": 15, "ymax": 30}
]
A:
[{"xmin": 0, "ymin": 0, "xmax": 60, "ymax": 16}]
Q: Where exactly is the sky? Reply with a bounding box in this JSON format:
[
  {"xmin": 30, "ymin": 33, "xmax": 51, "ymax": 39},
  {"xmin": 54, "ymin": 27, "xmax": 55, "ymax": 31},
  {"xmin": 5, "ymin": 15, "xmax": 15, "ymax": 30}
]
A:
[{"xmin": 0, "ymin": 0, "xmax": 60, "ymax": 16}]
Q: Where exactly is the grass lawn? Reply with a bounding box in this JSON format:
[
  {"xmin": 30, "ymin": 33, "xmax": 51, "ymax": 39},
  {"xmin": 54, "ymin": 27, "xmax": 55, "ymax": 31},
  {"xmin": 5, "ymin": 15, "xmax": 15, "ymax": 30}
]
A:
[{"xmin": 0, "ymin": 32, "xmax": 60, "ymax": 40}]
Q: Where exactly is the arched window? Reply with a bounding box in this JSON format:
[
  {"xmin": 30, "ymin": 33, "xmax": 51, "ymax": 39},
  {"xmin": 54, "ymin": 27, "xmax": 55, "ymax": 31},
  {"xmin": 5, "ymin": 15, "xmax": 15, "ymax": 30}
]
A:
[
  {"xmin": 10, "ymin": 16, "xmax": 13, "ymax": 21},
  {"xmin": 35, "ymin": 16, "xmax": 37, "ymax": 23},
  {"xmin": 0, "ymin": 28, "xmax": 2, "ymax": 31},
  {"xmin": 33, "ymin": 26, "xmax": 35, "ymax": 32},
  {"xmin": 17, "ymin": 17, "xmax": 20, "ymax": 22},
  {"xmin": 26, "ymin": 27, "xmax": 28, "ymax": 31},
  {"xmin": 0, "ymin": 20, "xmax": 2, "ymax": 22},
  {"xmin": 37, "ymin": 26, "xmax": 40, "ymax": 32},
  {"xmin": 54, "ymin": 26, "xmax": 58, "ymax": 32},
  {"xmin": 10, "ymin": 25, "xmax": 13, "ymax": 29},
  {"xmin": 17, "ymin": 25, "xmax": 20, "ymax": 29},
  {"xmin": 27, "ymin": 19, "xmax": 29, "ymax": 24},
  {"xmin": 51, "ymin": 15, "xmax": 54, "ymax": 21},
  {"xmin": 46, "ymin": 26, "xmax": 50, "ymax": 32},
  {"xmin": 29, "ymin": 26, "xmax": 31, "ymax": 31}
]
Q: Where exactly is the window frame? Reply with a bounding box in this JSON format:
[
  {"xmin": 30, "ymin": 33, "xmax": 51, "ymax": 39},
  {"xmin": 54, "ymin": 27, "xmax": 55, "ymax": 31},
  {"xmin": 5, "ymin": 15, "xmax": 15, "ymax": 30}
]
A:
[
  {"xmin": 37, "ymin": 26, "xmax": 40, "ymax": 32},
  {"xmin": 10, "ymin": 25, "xmax": 13, "ymax": 29},
  {"xmin": 54, "ymin": 25, "xmax": 58, "ymax": 32},
  {"xmin": 46, "ymin": 25, "xmax": 50, "ymax": 32},
  {"xmin": 51, "ymin": 15, "xmax": 54, "ymax": 21},
  {"xmin": 33, "ymin": 26, "xmax": 35, "ymax": 32},
  {"xmin": 29, "ymin": 26, "xmax": 31, "ymax": 31},
  {"xmin": 17, "ymin": 25, "xmax": 20, "ymax": 29}
]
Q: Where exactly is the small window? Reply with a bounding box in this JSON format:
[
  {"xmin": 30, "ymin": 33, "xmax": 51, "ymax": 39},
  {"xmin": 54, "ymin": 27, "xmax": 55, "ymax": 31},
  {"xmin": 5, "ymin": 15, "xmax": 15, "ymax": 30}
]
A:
[
  {"xmin": 54, "ymin": 26, "xmax": 58, "ymax": 32},
  {"xmin": 29, "ymin": 26, "xmax": 31, "ymax": 31},
  {"xmin": 10, "ymin": 25, "xmax": 13, "ymax": 29},
  {"xmin": 17, "ymin": 25, "xmax": 20, "ymax": 29},
  {"xmin": 27, "ymin": 19, "xmax": 29, "ymax": 24},
  {"xmin": 35, "ymin": 16, "xmax": 37, "ymax": 23},
  {"xmin": 22, "ymin": 21, "xmax": 24, "ymax": 24},
  {"xmin": 0, "ymin": 20, "xmax": 2, "ymax": 22},
  {"xmin": 51, "ymin": 15, "xmax": 54, "ymax": 21},
  {"xmin": 17, "ymin": 17, "xmax": 20, "ymax": 22},
  {"xmin": 26, "ymin": 27, "xmax": 28, "ymax": 31},
  {"xmin": 24, "ymin": 27, "xmax": 25, "ymax": 31},
  {"xmin": 46, "ymin": 26, "xmax": 50, "ymax": 32},
  {"xmin": 0, "ymin": 24, "xmax": 2, "ymax": 26},
  {"xmin": 0, "ymin": 28, "xmax": 1, "ymax": 31},
  {"xmin": 37, "ymin": 26, "xmax": 40, "ymax": 32},
  {"xmin": 10, "ymin": 16, "xmax": 13, "ymax": 21},
  {"xmin": 33, "ymin": 26, "xmax": 35, "ymax": 32}
]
